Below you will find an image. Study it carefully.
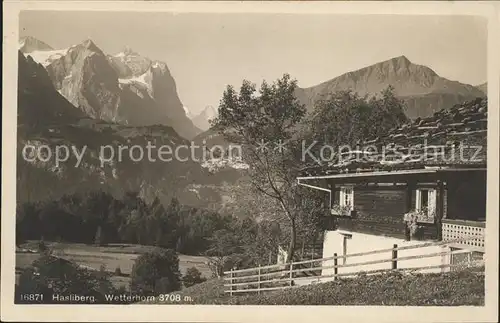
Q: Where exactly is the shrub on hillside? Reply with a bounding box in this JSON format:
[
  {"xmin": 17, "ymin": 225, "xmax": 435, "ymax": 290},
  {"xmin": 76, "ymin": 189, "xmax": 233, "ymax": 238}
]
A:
[
  {"xmin": 16, "ymin": 255, "xmax": 114, "ymax": 304},
  {"xmin": 130, "ymin": 249, "xmax": 181, "ymax": 296},
  {"xmin": 183, "ymin": 267, "xmax": 207, "ymax": 288},
  {"xmin": 115, "ymin": 285, "xmax": 127, "ymax": 294}
]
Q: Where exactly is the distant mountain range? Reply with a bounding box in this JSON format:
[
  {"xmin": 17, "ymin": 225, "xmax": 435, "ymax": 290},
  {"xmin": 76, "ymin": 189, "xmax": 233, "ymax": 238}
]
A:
[
  {"xmin": 17, "ymin": 50, "xmax": 234, "ymax": 209},
  {"xmin": 19, "ymin": 36, "xmax": 201, "ymax": 140},
  {"xmin": 295, "ymin": 55, "xmax": 486, "ymax": 119},
  {"xmin": 16, "ymin": 36, "xmax": 488, "ymax": 212},
  {"xmin": 191, "ymin": 105, "xmax": 218, "ymax": 131}
]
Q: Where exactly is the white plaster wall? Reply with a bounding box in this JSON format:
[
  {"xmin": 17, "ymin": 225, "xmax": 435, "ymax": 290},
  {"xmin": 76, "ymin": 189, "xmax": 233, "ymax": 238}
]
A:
[{"xmin": 320, "ymin": 230, "xmax": 449, "ymax": 280}]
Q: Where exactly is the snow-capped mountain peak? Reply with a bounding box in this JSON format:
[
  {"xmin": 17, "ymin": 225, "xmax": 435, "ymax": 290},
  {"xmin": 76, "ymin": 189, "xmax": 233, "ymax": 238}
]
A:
[
  {"xmin": 19, "ymin": 35, "xmax": 202, "ymax": 139},
  {"xmin": 19, "ymin": 36, "xmax": 54, "ymax": 53},
  {"xmin": 183, "ymin": 106, "xmax": 193, "ymax": 118}
]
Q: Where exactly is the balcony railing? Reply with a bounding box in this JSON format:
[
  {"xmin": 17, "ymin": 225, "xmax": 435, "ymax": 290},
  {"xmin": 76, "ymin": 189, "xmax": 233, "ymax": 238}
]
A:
[{"xmin": 442, "ymin": 219, "xmax": 485, "ymax": 252}]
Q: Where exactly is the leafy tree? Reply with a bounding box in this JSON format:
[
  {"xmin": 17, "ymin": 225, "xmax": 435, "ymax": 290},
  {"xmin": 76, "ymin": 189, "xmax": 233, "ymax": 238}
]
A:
[
  {"xmin": 175, "ymin": 207, "xmax": 234, "ymax": 255},
  {"xmin": 182, "ymin": 267, "xmax": 207, "ymax": 288},
  {"xmin": 150, "ymin": 197, "xmax": 167, "ymax": 247},
  {"xmin": 17, "ymin": 255, "xmax": 114, "ymax": 303},
  {"xmin": 16, "ymin": 201, "xmax": 41, "ymax": 244},
  {"xmin": 14, "ymin": 190, "xmax": 252, "ymax": 257},
  {"xmin": 130, "ymin": 249, "xmax": 181, "ymax": 296},
  {"xmin": 117, "ymin": 191, "xmax": 150, "ymax": 244},
  {"xmin": 37, "ymin": 201, "xmax": 66, "ymax": 241},
  {"xmin": 212, "ymin": 74, "xmax": 318, "ymax": 262},
  {"xmin": 94, "ymin": 225, "xmax": 103, "ymax": 246},
  {"xmin": 205, "ymin": 227, "xmax": 244, "ymax": 277},
  {"xmin": 83, "ymin": 190, "xmax": 114, "ymax": 240},
  {"xmin": 159, "ymin": 197, "xmax": 181, "ymax": 249},
  {"xmin": 304, "ymin": 87, "xmax": 408, "ymax": 158}
]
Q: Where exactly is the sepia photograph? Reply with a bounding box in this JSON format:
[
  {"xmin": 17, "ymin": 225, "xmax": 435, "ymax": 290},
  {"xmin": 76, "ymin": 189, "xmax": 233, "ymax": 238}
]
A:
[{"xmin": 2, "ymin": 1, "xmax": 499, "ymax": 322}]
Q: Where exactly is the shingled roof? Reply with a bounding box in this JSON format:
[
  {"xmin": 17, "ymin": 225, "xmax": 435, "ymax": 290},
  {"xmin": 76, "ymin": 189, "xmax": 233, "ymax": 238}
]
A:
[{"xmin": 300, "ymin": 97, "xmax": 487, "ymax": 177}]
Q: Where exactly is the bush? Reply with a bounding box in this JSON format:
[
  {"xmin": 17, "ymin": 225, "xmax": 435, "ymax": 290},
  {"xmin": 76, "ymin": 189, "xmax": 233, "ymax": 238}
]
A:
[
  {"xmin": 38, "ymin": 240, "xmax": 48, "ymax": 253},
  {"xmin": 130, "ymin": 249, "xmax": 181, "ymax": 296},
  {"xmin": 183, "ymin": 267, "xmax": 207, "ymax": 288},
  {"xmin": 16, "ymin": 255, "xmax": 114, "ymax": 304}
]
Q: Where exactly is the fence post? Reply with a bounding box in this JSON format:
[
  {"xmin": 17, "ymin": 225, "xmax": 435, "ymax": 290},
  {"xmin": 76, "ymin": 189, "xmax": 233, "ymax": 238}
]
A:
[
  {"xmin": 333, "ymin": 253, "xmax": 338, "ymax": 280},
  {"xmin": 229, "ymin": 269, "xmax": 233, "ymax": 297},
  {"xmin": 289, "ymin": 262, "xmax": 293, "ymax": 287},
  {"xmin": 392, "ymin": 244, "xmax": 398, "ymax": 270},
  {"xmin": 443, "ymin": 246, "xmax": 452, "ymax": 273},
  {"xmin": 258, "ymin": 265, "xmax": 261, "ymax": 295}
]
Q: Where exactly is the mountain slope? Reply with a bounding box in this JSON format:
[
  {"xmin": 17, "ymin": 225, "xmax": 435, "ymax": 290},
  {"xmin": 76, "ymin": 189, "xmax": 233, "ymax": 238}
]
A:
[
  {"xmin": 18, "ymin": 52, "xmax": 85, "ymax": 126},
  {"xmin": 192, "ymin": 105, "xmax": 218, "ymax": 131},
  {"xmin": 20, "ymin": 37, "xmax": 201, "ymax": 140},
  {"xmin": 295, "ymin": 55, "xmax": 485, "ymax": 119},
  {"xmin": 476, "ymin": 82, "xmax": 487, "ymax": 95},
  {"xmin": 19, "ymin": 36, "xmax": 54, "ymax": 53},
  {"xmin": 17, "ymin": 51, "xmax": 219, "ymax": 207}
]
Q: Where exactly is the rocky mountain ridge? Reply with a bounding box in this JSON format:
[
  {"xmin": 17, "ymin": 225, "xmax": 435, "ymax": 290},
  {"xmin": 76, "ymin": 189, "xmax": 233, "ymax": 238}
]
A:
[
  {"xmin": 17, "ymin": 51, "xmax": 228, "ymax": 209},
  {"xmin": 19, "ymin": 37, "xmax": 202, "ymax": 140},
  {"xmin": 19, "ymin": 36, "xmax": 54, "ymax": 53}
]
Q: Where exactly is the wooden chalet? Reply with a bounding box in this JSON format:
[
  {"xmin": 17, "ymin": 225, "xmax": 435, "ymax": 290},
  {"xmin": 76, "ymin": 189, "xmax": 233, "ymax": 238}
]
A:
[{"xmin": 297, "ymin": 98, "xmax": 487, "ymax": 260}]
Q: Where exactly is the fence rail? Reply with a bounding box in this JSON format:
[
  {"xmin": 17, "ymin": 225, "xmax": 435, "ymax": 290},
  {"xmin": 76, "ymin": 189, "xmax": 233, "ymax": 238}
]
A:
[{"xmin": 223, "ymin": 236, "xmax": 484, "ymax": 296}]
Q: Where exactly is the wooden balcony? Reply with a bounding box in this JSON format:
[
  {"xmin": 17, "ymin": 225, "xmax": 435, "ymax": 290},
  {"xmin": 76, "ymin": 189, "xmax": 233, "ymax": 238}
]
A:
[{"xmin": 442, "ymin": 219, "xmax": 485, "ymax": 252}]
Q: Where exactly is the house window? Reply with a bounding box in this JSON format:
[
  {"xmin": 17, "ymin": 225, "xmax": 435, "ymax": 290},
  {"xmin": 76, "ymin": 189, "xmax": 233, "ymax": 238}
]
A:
[
  {"xmin": 416, "ymin": 188, "xmax": 436, "ymax": 215},
  {"xmin": 339, "ymin": 186, "xmax": 354, "ymax": 210}
]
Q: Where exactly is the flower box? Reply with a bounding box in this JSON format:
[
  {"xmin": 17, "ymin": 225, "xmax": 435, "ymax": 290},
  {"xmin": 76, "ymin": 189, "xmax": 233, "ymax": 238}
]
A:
[
  {"xmin": 404, "ymin": 208, "xmax": 435, "ymax": 224},
  {"xmin": 330, "ymin": 204, "xmax": 355, "ymax": 217},
  {"xmin": 403, "ymin": 208, "xmax": 435, "ymax": 240}
]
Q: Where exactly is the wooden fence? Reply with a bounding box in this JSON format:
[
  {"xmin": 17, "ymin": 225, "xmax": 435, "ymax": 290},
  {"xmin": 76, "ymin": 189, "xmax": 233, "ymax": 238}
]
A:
[{"xmin": 223, "ymin": 237, "xmax": 484, "ymax": 295}]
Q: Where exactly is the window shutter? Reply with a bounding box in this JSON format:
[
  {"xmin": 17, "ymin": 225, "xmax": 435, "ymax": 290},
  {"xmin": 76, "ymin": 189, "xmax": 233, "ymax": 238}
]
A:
[
  {"xmin": 416, "ymin": 190, "xmax": 422, "ymax": 211},
  {"xmin": 334, "ymin": 189, "xmax": 340, "ymax": 205},
  {"xmin": 350, "ymin": 188, "xmax": 355, "ymax": 210},
  {"xmin": 443, "ymin": 189, "xmax": 448, "ymax": 219},
  {"xmin": 428, "ymin": 189, "xmax": 437, "ymax": 215}
]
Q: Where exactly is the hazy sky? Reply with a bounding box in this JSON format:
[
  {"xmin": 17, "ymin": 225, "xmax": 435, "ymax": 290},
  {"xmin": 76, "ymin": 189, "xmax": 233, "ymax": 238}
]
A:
[{"xmin": 19, "ymin": 11, "xmax": 487, "ymax": 115}]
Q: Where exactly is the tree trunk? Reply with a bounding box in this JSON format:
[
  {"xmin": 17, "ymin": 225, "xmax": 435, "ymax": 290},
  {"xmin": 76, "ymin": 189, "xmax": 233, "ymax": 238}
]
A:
[{"xmin": 286, "ymin": 218, "xmax": 296, "ymax": 263}]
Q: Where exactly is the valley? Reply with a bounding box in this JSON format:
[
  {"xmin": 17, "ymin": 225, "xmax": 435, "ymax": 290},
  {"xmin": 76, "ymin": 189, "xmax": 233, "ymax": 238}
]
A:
[{"xmin": 16, "ymin": 241, "xmax": 211, "ymax": 291}]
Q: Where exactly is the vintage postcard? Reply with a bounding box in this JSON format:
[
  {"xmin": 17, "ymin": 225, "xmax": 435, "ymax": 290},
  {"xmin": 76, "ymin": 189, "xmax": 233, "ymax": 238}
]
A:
[{"xmin": 2, "ymin": 1, "xmax": 499, "ymax": 322}]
